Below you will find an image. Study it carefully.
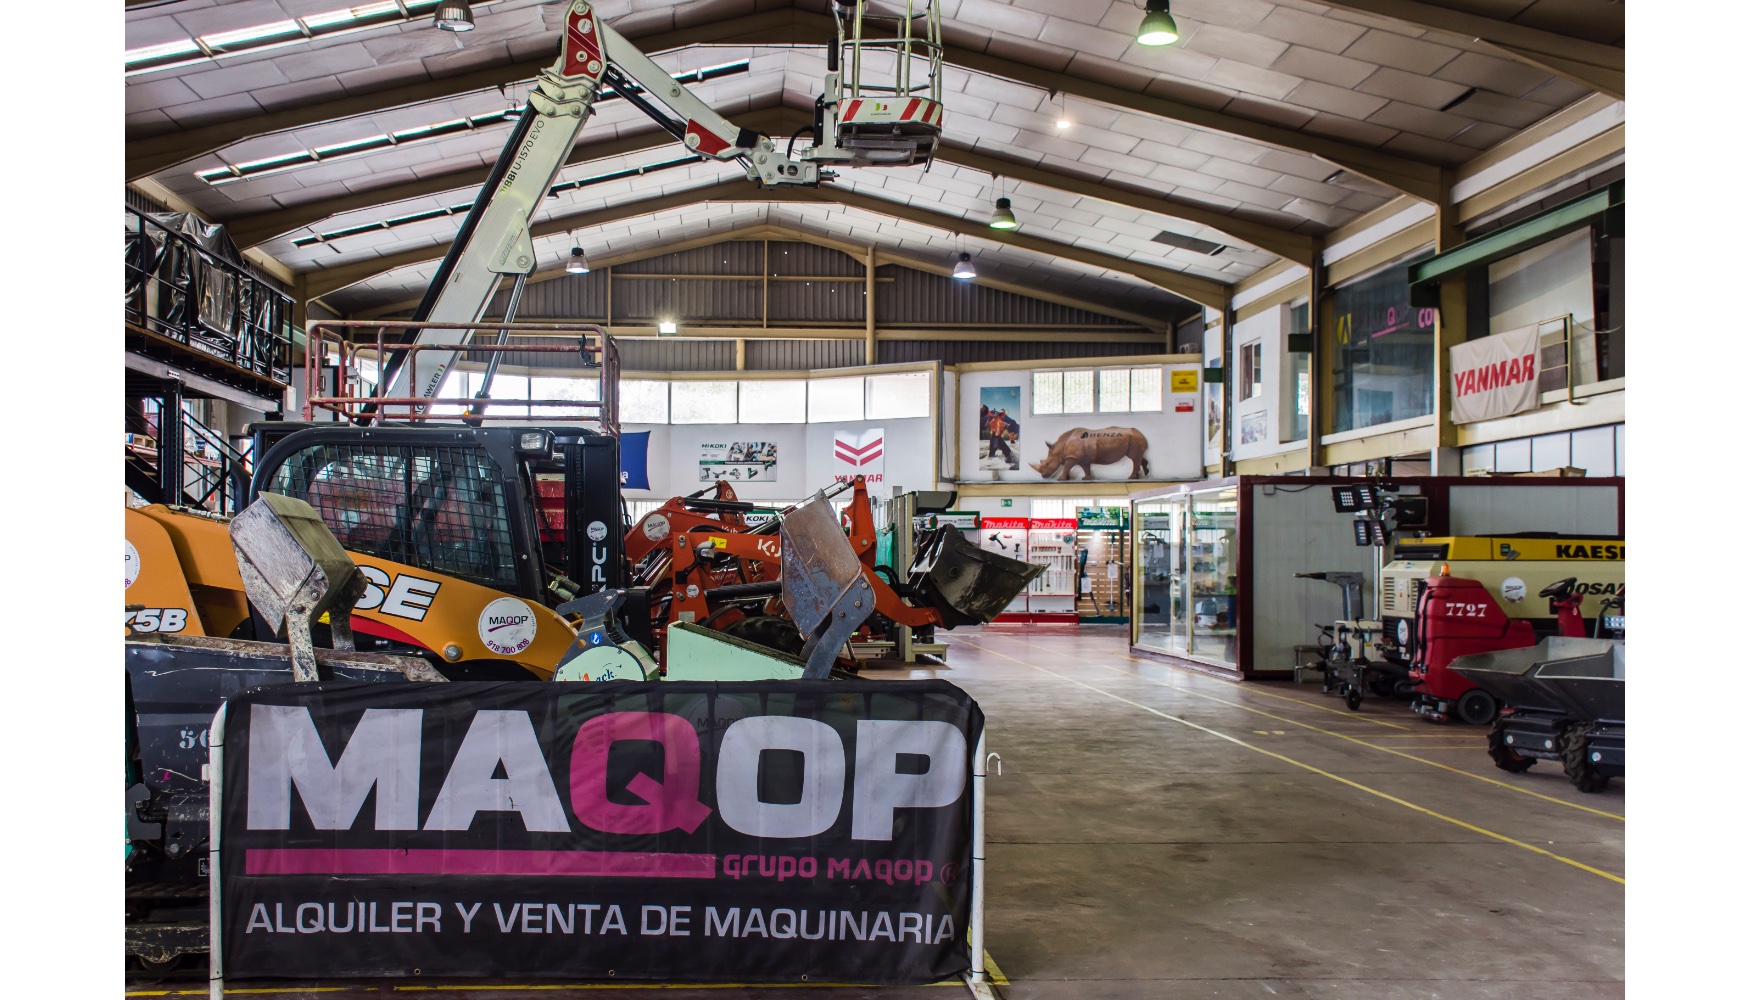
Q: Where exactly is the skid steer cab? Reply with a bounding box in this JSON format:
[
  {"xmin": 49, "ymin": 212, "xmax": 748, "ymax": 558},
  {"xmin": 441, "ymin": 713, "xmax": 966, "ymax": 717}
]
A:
[{"xmin": 124, "ymin": 423, "xmax": 628, "ymax": 680}]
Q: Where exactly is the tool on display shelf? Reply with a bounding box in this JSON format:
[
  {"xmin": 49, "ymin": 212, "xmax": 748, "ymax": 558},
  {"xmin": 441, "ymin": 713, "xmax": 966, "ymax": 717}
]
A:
[{"xmin": 1448, "ymin": 636, "xmax": 1625, "ymax": 792}]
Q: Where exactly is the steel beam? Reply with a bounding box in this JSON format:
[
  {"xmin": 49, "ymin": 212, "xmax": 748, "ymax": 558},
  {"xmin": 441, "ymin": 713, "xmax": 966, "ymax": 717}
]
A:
[{"xmin": 1317, "ymin": 0, "xmax": 1623, "ymax": 100}]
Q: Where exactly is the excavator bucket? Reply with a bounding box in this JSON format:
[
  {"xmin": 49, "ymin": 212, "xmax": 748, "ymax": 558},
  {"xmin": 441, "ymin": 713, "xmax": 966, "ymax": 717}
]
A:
[{"xmin": 909, "ymin": 525, "xmax": 1044, "ymax": 628}]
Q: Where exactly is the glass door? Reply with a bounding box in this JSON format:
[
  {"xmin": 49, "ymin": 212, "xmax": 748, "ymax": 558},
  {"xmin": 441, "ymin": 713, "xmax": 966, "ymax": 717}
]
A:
[
  {"xmin": 1134, "ymin": 498, "xmax": 1189, "ymax": 655},
  {"xmin": 1186, "ymin": 489, "xmax": 1239, "ymax": 666}
]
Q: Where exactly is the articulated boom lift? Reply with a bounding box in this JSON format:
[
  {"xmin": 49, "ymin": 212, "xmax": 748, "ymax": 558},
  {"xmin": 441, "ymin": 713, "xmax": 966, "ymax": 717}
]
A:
[{"xmin": 380, "ymin": 0, "xmax": 944, "ymax": 410}]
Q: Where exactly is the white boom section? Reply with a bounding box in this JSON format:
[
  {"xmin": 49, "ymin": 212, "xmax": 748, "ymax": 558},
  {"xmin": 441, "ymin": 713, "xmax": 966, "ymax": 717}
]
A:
[{"xmin": 376, "ymin": 0, "xmax": 820, "ymax": 411}]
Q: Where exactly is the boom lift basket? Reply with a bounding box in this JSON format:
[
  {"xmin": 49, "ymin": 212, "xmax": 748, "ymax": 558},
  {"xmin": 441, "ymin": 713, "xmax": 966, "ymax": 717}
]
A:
[{"xmin": 809, "ymin": 0, "xmax": 945, "ymax": 168}]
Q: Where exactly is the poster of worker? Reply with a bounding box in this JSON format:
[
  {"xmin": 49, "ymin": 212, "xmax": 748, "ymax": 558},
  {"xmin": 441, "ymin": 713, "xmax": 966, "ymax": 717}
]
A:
[
  {"xmin": 698, "ymin": 440, "xmax": 778, "ymax": 482},
  {"xmin": 978, "ymin": 386, "xmax": 1022, "ymax": 471}
]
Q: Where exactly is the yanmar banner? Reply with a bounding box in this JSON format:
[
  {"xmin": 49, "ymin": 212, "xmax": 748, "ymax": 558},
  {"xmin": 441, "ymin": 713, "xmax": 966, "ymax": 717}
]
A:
[
  {"xmin": 1450, "ymin": 325, "xmax": 1542, "ymax": 424},
  {"xmin": 218, "ymin": 681, "xmax": 980, "ymax": 983}
]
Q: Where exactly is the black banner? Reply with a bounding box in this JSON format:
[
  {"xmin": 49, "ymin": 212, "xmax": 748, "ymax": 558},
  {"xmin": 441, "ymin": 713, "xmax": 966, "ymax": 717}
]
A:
[{"xmin": 219, "ymin": 680, "xmax": 981, "ymax": 983}]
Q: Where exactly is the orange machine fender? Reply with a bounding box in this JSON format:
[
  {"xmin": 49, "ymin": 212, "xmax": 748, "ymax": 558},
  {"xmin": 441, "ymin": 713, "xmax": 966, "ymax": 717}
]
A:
[{"xmin": 124, "ymin": 507, "xmax": 205, "ymax": 636}]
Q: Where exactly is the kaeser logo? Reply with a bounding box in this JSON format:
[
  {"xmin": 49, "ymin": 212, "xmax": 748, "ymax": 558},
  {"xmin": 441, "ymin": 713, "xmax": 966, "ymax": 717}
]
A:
[{"xmin": 478, "ymin": 597, "xmax": 538, "ymax": 656}]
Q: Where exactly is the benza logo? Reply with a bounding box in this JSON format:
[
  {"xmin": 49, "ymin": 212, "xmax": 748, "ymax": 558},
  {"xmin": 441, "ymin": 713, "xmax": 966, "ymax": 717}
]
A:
[
  {"xmin": 245, "ymin": 707, "xmax": 965, "ymax": 843},
  {"xmin": 354, "ymin": 567, "xmax": 442, "ymax": 622}
]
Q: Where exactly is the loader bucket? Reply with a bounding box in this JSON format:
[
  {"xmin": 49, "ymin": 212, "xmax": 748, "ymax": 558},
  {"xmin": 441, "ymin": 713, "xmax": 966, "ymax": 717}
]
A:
[{"xmin": 909, "ymin": 525, "xmax": 1045, "ymax": 628}]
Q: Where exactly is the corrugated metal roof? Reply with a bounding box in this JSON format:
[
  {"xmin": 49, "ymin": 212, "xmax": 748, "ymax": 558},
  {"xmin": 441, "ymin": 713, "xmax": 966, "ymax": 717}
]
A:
[
  {"xmin": 879, "ymin": 340, "xmax": 1164, "ymax": 365},
  {"xmin": 745, "ymin": 339, "xmax": 866, "ymax": 371},
  {"xmin": 874, "ymin": 266, "xmax": 1145, "ymax": 328},
  {"xmin": 616, "ymin": 339, "xmax": 738, "ymax": 372}
]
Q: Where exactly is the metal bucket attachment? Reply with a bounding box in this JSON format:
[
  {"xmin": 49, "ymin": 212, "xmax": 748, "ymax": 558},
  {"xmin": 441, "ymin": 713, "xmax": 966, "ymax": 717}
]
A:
[
  {"xmin": 229, "ymin": 492, "xmax": 367, "ymax": 680},
  {"xmin": 909, "ymin": 525, "xmax": 1045, "ymax": 628},
  {"xmin": 1448, "ymin": 637, "xmax": 1620, "ymax": 716},
  {"xmin": 780, "ymin": 493, "xmax": 875, "ymax": 678}
]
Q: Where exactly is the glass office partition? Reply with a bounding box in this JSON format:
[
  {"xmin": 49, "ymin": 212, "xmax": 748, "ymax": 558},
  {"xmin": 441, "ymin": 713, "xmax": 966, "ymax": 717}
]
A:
[{"xmin": 1132, "ymin": 486, "xmax": 1239, "ymax": 669}]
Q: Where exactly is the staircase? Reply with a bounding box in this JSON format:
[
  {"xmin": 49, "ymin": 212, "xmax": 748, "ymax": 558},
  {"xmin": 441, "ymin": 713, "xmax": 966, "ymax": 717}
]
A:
[{"xmin": 125, "ymin": 399, "xmax": 250, "ymax": 514}]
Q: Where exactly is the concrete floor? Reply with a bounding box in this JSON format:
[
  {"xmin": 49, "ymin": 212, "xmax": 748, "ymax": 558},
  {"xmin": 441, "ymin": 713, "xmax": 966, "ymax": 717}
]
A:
[{"xmin": 135, "ymin": 625, "xmax": 1622, "ymax": 1000}]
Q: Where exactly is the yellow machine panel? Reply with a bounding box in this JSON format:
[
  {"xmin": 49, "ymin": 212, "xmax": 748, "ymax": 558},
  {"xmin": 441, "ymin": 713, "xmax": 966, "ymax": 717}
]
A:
[
  {"xmin": 1382, "ymin": 535, "xmax": 1625, "ymax": 622},
  {"xmin": 124, "ymin": 507, "xmax": 205, "ymax": 636},
  {"xmin": 124, "ymin": 504, "xmax": 582, "ymax": 680}
]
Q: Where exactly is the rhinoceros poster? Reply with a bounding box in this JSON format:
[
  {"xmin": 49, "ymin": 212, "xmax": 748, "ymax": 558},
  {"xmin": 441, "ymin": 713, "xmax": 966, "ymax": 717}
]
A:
[{"xmin": 1029, "ymin": 427, "xmax": 1152, "ymax": 481}]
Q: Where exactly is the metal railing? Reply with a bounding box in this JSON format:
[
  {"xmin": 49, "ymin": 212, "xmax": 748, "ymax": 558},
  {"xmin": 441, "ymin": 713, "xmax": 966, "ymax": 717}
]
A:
[
  {"xmin": 124, "ymin": 206, "xmax": 295, "ymax": 385},
  {"xmin": 304, "ymin": 320, "xmax": 619, "ymax": 435}
]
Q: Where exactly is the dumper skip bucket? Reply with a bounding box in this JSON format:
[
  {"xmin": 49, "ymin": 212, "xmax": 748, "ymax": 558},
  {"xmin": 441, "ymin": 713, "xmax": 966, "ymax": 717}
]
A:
[{"xmin": 909, "ymin": 525, "xmax": 1045, "ymax": 628}]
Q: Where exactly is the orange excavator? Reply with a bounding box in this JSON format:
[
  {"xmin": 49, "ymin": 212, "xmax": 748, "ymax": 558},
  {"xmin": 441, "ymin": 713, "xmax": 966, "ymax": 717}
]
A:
[{"xmin": 624, "ymin": 477, "xmax": 1040, "ymax": 668}]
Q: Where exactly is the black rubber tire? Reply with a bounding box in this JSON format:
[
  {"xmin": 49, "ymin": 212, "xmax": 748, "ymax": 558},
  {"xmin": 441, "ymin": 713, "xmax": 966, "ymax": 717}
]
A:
[
  {"xmin": 1561, "ymin": 726, "xmax": 1611, "ymax": 793},
  {"xmin": 1487, "ymin": 718, "xmax": 1535, "ymax": 773},
  {"xmin": 720, "ymin": 614, "xmax": 806, "ymax": 657},
  {"xmin": 1344, "ymin": 687, "xmax": 1363, "ymax": 711},
  {"xmin": 1455, "ymin": 688, "xmax": 1498, "ymax": 726}
]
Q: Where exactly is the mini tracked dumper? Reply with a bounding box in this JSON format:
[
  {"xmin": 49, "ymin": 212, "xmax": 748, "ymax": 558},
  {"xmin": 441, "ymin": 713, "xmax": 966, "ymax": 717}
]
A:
[{"xmin": 1448, "ymin": 638, "xmax": 1624, "ymax": 792}]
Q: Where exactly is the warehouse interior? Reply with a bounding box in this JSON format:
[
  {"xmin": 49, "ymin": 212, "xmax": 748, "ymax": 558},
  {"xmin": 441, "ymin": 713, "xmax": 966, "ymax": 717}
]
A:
[{"xmin": 20, "ymin": 0, "xmax": 1704, "ymax": 994}]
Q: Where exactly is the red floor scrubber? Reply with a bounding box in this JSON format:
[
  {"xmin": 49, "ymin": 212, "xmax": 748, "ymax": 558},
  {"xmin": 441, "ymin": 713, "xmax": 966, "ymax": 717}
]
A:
[{"xmin": 1407, "ymin": 570, "xmax": 1588, "ymax": 724}]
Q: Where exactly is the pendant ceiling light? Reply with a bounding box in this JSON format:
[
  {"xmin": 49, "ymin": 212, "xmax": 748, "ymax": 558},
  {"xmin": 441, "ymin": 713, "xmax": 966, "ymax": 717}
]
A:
[
  {"xmin": 952, "ymin": 252, "xmax": 976, "ymax": 280},
  {"xmin": 434, "ymin": 0, "xmax": 476, "ymax": 32},
  {"xmin": 989, "ymin": 197, "xmax": 1018, "ymax": 230},
  {"xmin": 1054, "ymin": 91, "xmax": 1072, "ymax": 130},
  {"xmin": 1136, "ymin": 0, "xmax": 1179, "ymax": 46},
  {"xmin": 565, "ymin": 246, "xmax": 590, "ymax": 274}
]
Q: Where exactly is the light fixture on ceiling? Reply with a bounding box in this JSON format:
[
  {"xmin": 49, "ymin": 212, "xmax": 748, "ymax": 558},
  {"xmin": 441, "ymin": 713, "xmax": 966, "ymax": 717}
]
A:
[
  {"xmin": 1053, "ymin": 91, "xmax": 1071, "ymax": 130},
  {"xmin": 502, "ymin": 85, "xmax": 521, "ymax": 120},
  {"xmin": 434, "ymin": 0, "xmax": 476, "ymax": 32},
  {"xmin": 566, "ymin": 246, "xmax": 590, "ymax": 274},
  {"xmin": 657, "ymin": 319, "xmax": 679, "ymax": 335},
  {"xmin": 1135, "ymin": 0, "xmax": 1179, "ymax": 46},
  {"xmin": 989, "ymin": 197, "xmax": 1018, "ymax": 230},
  {"xmin": 952, "ymin": 252, "xmax": 977, "ymax": 280}
]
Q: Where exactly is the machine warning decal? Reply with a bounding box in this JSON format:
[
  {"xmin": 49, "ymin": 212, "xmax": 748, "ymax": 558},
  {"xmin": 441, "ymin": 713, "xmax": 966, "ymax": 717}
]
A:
[
  {"xmin": 478, "ymin": 597, "xmax": 538, "ymax": 656},
  {"xmin": 643, "ymin": 513, "xmax": 671, "ymax": 542},
  {"xmin": 125, "ymin": 540, "xmax": 140, "ymax": 589},
  {"xmin": 1500, "ymin": 577, "xmax": 1527, "ymax": 603}
]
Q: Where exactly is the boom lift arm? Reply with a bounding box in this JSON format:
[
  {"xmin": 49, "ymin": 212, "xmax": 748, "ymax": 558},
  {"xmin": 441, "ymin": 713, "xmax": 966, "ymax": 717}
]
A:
[{"xmin": 378, "ymin": 0, "xmax": 826, "ymax": 407}]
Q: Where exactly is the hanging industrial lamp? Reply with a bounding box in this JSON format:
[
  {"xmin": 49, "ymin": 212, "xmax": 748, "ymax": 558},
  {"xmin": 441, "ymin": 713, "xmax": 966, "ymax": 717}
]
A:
[
  {"xmin": 989, "ymin": 197, "xmax": 1018, "ymax": 230},
  {"xmin": 952, "ymin": 252, "xmax": 976, "ymax": 280},
  {"xmin": 1136, "ymin": 0, "xmax": 1179, "ymax": 46},
  {"xmin": 434, "ymin": 0, "xmax": 476, "ymax": 32},
  {"xmin": 565, "ymin": 246, "xmax": 590, "ymax": 274},
  {"xmin": 1054, "ymin": 91, "xmax": 1072, "ymax": 130}
]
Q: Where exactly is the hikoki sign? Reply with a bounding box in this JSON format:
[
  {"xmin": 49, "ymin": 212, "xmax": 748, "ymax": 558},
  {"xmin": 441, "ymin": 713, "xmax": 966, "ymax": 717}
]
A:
[
  {"xmin": 1450, "ymin": 325, "xmax": 1542, "ymax": 424},
  {"xmin": 218, "ymin": 680, "xmax": 979, "ymax": 984},
  {"xmin": 832, "ymin": 427, "xmax": 884, "ymax": 483}
]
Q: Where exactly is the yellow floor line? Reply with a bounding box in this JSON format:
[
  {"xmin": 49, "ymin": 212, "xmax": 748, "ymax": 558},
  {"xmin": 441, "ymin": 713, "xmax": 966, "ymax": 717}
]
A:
[
  {"xmin": 985, "ymin": 653, "xmax": 1624, "ymax": 885},
  {"xmin": 982, "ymin": 951, "xmax": 1010, "ymax": 986},
  {"xmin": 973, "ymin": 635, "xmax": 1624, "ymax": 823}
]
